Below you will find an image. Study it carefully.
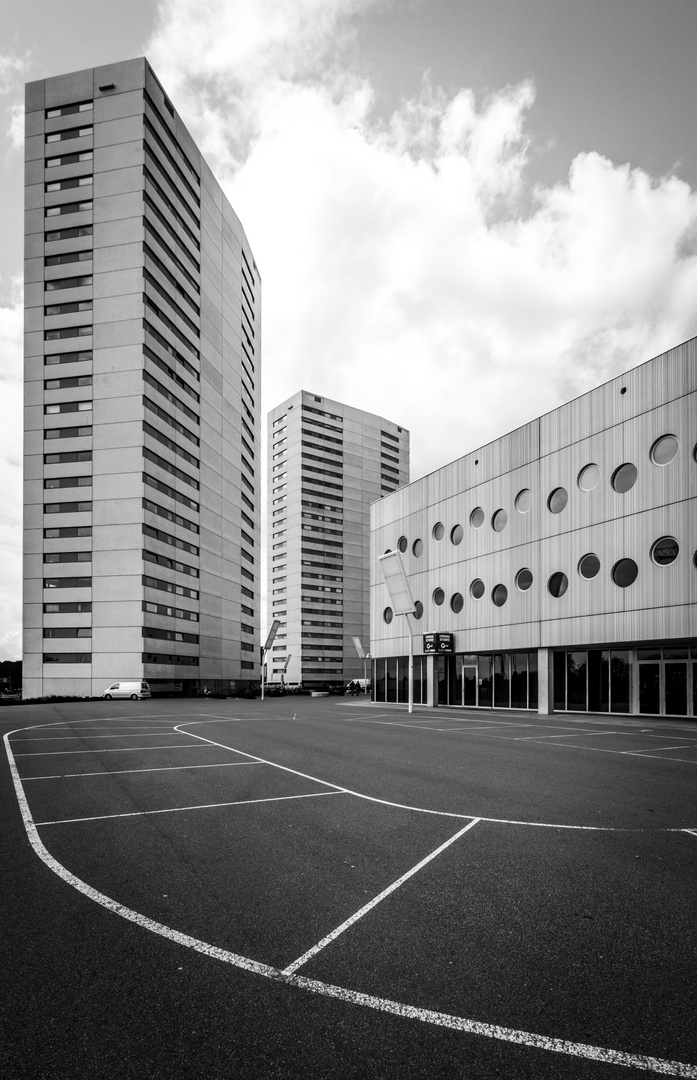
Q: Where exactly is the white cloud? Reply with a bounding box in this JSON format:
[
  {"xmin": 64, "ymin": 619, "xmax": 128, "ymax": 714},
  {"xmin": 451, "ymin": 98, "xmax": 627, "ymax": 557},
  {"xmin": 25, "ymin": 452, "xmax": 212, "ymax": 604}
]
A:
[
  {"xmin": 0, "ymin": 52, "xmax": 29, "ymax": 153},
  {"xmin": 6, "ymin": 101, "xmax": 23, "ymax": 150},
  {"xmin": 146, "ymin": 0, "xmax": 697, "ymax": 484},
  {"xmin": 0, "ymin": 282, "xmax": 24, "ymax": 661}
]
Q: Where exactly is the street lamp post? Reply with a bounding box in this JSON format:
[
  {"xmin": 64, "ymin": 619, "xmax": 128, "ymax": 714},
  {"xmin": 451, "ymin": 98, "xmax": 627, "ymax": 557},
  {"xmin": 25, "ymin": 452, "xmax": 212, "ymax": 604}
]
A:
[
  {"xmin": 261, "ymin": 620, "xmax": 281, "ymax": 701},
  {"xmin": 378, "ymin": 551, "xmax": 417, "ymax": 715}
]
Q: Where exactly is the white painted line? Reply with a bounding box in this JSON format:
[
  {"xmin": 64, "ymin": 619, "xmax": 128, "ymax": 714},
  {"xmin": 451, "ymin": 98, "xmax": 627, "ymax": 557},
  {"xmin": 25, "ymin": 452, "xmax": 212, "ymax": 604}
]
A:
[
  {"xmin": 509, "ymin": 730, "xmax": 619, "ymax": 741},
  {"xmin": 347, "ymin": 716, "xmax": 533, "ymax": 729},
  {"xmin": 436, "ymin": 725, "xmax": 535, "ymax": 733},
  {"xmin": 175, "ymin": 724, "xmax": 621, "ymax": 831},
  {"xmin": 195, "ymin": 714, "xmax": 258, "ymax": 721},
  {"xmin": 684, "ymin": 830, "xmax": 697, "ymax": 839},
  {"xmin": 625, "ymin": 746, "xmax": 693, "ymax": 754},
  {"xmin": 11, "ymin": 732, "xmax": 181, "ymax": 742},
  {"xmin": 3, "ymin": 727, "xmax": 695, "ymax": 1078},
  {"xmin": 282, "ymin": 818, "xmax": 480, "ymax": 975},
  {"xmin": 534, "ymin": 743, "xmax": 697, "ymax": 766},
  {"xmin": 35, "ymin": 789, "xmax": 343, "ymax": 826},
  {"xmin": 14, "ymin": 744, "xmax": 207, "ymax": 757},
  {"xmin": 23, "ymin": 761, "xmax": 264, "ymax": 781}
]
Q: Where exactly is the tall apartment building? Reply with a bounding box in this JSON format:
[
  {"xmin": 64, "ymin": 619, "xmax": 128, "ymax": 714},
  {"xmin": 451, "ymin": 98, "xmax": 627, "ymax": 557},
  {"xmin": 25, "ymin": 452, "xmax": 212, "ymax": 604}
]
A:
[
  {"xmin": 23, "ymin": 58, "xmax": 261, "ymax": 698},
  {"xmin": 267, "ymin": 391, "xmax": 409, "ymax": 688}
]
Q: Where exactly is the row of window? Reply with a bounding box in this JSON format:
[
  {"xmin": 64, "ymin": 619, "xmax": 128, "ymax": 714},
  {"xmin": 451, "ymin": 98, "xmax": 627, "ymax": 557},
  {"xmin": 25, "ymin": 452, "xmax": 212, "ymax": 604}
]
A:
[
  {"xmin": 393, "ymin": 436, "xmax": 689, "ymax": 554},
  {"xmin": 383, "ymin": 537, "xmax": 692, "ymax": 621}
]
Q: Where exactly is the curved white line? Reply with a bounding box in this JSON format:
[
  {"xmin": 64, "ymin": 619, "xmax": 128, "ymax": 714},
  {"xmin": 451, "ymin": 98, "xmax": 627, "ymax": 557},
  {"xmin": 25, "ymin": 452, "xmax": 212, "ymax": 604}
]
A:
[
  {"xmin": 175, "ymin": 722, "xmax": 669, "ymax": 833},
  {"xmin": 4, "ymin": 721, "xmax": 695, "ymax": 1075},
  {"xmin": 3, "ymin": 725, "xmax": 696, "ymax": 1076}
]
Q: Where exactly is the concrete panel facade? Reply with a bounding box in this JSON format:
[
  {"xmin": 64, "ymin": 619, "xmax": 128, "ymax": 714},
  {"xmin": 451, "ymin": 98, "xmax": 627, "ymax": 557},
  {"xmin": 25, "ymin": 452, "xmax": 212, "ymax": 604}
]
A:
[
  {"xmin": 267, "ymin": 391, "xmax": 409, "ymax": 688},
  {"xmin": 23, "ymin": 58, "xmax": 261, "ymax": 699},
  {"xmin": 370, "ymin": 339, "xmax": 697, "ymax": 717}
]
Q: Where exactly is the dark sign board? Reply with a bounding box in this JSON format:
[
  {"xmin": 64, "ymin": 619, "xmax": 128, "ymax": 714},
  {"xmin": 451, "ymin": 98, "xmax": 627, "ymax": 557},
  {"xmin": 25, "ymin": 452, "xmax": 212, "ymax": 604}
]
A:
[{"xmin": 423, "ymin": 632, "xmax": 454, "ymax": 654}]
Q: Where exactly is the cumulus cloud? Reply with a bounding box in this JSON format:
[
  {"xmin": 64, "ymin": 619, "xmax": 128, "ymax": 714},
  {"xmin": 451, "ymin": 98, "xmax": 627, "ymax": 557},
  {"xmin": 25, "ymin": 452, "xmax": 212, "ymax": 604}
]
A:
[
  {"xmin": 0, "ymin": 52, "xmax": 29, "ymax": 153},
  {"xmin": 146, "ymin": 0, "xmax": 697, "ymax": 482},
  {"xmin": 0, "ymin": 282, "xmax": 24, "ymax": 661}
]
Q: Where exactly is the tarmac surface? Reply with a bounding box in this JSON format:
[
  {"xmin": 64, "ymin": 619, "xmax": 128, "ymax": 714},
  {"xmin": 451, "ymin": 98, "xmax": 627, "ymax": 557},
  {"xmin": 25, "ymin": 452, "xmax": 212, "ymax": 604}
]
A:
[{"xmin": 1, "ymin": 696, "xmax": 696, "ymax": 1079}]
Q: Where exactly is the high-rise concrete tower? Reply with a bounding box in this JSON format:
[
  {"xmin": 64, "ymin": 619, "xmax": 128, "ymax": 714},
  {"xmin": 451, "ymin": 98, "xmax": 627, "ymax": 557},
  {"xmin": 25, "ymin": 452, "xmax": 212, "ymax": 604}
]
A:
[
  {"xmin": 23, "ymin": 58, "xmax": 261, "ymax": 698},
  {"xmin": 266, "ymin": 391, "xmax": 409, "ymax": 689}
]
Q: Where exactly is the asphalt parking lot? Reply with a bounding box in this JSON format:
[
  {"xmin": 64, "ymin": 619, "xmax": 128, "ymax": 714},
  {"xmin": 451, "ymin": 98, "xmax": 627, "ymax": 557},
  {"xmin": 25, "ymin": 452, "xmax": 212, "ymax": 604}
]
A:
[{"xmin": 2, "ymin": 696, "xmax": 696, "ymax": 1079}]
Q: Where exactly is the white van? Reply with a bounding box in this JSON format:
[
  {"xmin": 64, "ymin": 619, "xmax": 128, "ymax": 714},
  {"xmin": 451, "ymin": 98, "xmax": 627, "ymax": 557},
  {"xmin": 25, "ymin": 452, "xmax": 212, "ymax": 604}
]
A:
[
  {"xmin": 103, "ymin": 680, "xmax": 151, "ymax": 700},
  {"xmin": 345, "ymin": 679, "xmax": 371, "ymax": 695}
]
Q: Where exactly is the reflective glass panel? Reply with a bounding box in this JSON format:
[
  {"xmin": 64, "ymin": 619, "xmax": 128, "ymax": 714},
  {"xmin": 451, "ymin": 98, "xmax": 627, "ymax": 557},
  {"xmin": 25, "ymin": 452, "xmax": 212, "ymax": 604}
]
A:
[
  {"xmin": 651, "ymin": 537, "xmax": 679, "ymax": 565},
  {"xmin": 492, "ymin": 509, "xmax": 507, "ymax": 532},
  {"xmin": 650, "ymin": 434, "xmax": 678, "ymax": 466},
  {"xmin": 612, "ymin": 559, "xmax": 638, "ymax": 588},
  {"xmin": 578, "ymin": 553, "xmax": 600, "ymax": 579},
  {"xmin": 612, "ymin": 463, "xmax": 637, "ymax": 493},
  {"xmin": 548, "ymin": 487, "xmax": 568, "ymax": 514},
  {"xmin": 578, "ymin": 464, "xmax": 600, "ymax": 491},
  {"xmin": 516, "ymin": 568, "xmax": 533, "ymax": 591},
  {"xmin": 548, "ymin": 572, "xmax": 568, "ymax": 598}
]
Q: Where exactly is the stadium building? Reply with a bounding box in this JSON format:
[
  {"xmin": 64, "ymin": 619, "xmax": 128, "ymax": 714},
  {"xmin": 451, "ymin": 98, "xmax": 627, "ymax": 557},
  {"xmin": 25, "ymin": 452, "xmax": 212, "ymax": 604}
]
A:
[{"xmin": 370, "ymin": 338, "xmax": 696, "ymax": 717}]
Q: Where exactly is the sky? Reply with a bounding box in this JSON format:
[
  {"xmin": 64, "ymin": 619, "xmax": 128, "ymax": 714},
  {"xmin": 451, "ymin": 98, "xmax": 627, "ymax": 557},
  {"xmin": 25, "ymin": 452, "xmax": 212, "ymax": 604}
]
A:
[{"xmin": 2, "ymin": 0, "xmax": 697, "ymax": 660}]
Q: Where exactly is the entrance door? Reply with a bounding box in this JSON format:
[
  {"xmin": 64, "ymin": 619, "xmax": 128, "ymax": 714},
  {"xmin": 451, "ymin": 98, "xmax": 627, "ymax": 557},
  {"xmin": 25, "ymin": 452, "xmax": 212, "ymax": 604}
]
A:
[
  {"xmin": 639, "ymin": 664, "xmax": 660, "ymax": 714},
  {"xmin": 665, "ymin": 662, "xmax": 688, "ymax": 715},
  {"xmin": 463, "ymin": 666, "xmax": 477, "ymax": 706}
]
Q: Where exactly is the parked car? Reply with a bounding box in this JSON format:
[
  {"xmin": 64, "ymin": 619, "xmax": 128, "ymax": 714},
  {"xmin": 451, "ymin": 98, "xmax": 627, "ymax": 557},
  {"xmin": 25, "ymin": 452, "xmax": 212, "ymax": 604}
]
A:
[{"xmin": 103, "ymin": 680, "xmax": 151, "ymax": 700}]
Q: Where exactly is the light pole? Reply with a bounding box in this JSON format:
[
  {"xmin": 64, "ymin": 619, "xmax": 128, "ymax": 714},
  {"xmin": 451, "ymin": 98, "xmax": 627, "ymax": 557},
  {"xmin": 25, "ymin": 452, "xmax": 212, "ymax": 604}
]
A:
[
  {"xmin": 352, "ymin": 636, "xmax": 370, "ymax": 693},
  {"xmin": 378, "ymin": 551, "xmax": 417, "ymax": 714},
  {"xmin": 261, "ymin": 620, "xmax": 280, "ymax": 701}
]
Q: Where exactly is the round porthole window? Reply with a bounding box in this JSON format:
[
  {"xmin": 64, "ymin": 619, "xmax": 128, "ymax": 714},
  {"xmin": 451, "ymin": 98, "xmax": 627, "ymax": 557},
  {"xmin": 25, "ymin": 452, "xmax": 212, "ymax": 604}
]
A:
[
  {"xmin": 433, "ymin": 587, "xmax": 445, "ymax": 606},
  {"xmin": 470, "ymin": 578, "xmax": 485, "ymax": 599},
  {"xmin": 578, "ymin": 553, "xmax": 600, "ymax": 579},
  {"xmin": 414, "ymin": 600, "xmax": 424, "ymax": 619},
  {"xmin": 650, "ymin": 435, "xmax": 678, "ymax": 466},
  {"xmin": 432, "ymin": 522, "xmax": 445, "ymax": 541},
  {"xmin": 470, "ymin": 507, "xmax": 485, "ymax": 529},
  {"xmin": 612, "ymin": 463, "xmax": 637, "ymax": 493},
  {"xmin": 548, "ymin": 487, "xmax": 568, "ymax": 514},
  {"xmin": 515, "ymin": 488, "xmax": 532, "ymax": 513},
  {"xmin": 578, "ymin": 464, "xmax": 600, "ymax": 492},
  {"xmin": 651, "ymin": 536, "xmax": 679, "ymax": 565},
  {"xmin": 450, "ymin": 592, "xmax": 464, "ymax": 613},
  {"xmin": 450, "ymin": 524, "xmax": 464, "ymax": 546},
  {"xmin": 398, "ymin": 536, "xmax": 408, "ymax": 553},
  {"xmin": 412, "ymin": 538, "xmax": 423, "ymax": 557},
  {"xmin": 492, "ymin": 584, "xmax": 508, "ymax": 607},
  {"xmin": 515, "ymin": 568, "xmax": 533, "ymax": 591},
  {"xmin": 548, "ymin": 572, "xmax": 568, "ymax": 598},
  {"xmin": 383, "ymin": 607, "xmax": 393, "ymax": 624},
  {"xmin": 492, "ymin": 509, "xmax": 508, "ymax": 532},
  {"xmin": 612, "ymin": 559, "xmax": 638, "ymax": 588}
]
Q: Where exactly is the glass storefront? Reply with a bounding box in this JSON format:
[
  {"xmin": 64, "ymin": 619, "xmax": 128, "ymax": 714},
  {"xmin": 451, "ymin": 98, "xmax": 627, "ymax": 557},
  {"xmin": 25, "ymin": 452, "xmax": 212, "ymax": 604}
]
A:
[
  {"xmin": 638, "ymin": 645, "xmax": 695, "ymax": 717},
  {"xmin": 373, "ymin": 656, "xmax": 427, "ymax": 705},
  {"xmin": 554, "ymin": 649, "xmax": 631, "ymax": 713},
  {"xmin": 373, "ymin": 643, "xmax": 695, "ymax": 715},
  {"xmin": 377, "ymin": 652, "xmax": 538, "ymax": 709}
]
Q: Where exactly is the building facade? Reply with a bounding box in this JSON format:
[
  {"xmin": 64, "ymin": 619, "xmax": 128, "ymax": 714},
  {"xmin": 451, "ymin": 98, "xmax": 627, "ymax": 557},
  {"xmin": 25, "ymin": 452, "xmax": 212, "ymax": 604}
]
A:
[
  {"xmin": 370, "ymin": 339, "xmax": 697, "ymax": 717},
  {"xmin": 23, "ymin": 59, "xmax": 261, "ymax": 698},
  {"xmin": 267, "ymin": 391, "xmax": 409, "ymax": 688}
]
